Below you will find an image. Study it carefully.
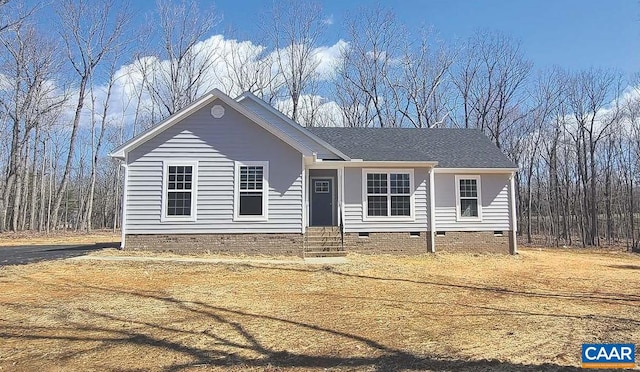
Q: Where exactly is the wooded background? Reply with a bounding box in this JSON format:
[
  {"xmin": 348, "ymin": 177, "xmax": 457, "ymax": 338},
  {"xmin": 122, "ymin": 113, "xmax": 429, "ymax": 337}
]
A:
[{"xmin": 1, "ymin": 0, "xmax": 637, "ymax": 248}]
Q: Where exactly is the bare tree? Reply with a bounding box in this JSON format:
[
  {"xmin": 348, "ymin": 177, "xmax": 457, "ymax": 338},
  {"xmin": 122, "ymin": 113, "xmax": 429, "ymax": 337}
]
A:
[
  {"xmin": 266, "ymin": 0, "xmax": 325, "ymax": 123},
  {"xmin": 0, "ymin": 0, "xmax": 38, "ymax": 35},
  {"xmin": 139, "ymin": 0, "xmax": 219, "ymax": 119},
  {"xmin": 81, "ymin": 52, "xmax": 124, "ymax": 232},
  {"xmin": 452, "ymin": 31, "xmax": 532, "ymax": 147},
  {"xmin": 50, "ymin": 0, "xmax": 129, "ymax": 230},
  {"xmin": 566, "ymin": 68, "xmax": 622, "ymax": 246},
  {"xmin": 335, "ymin": 6, "xmax": 404, "ymax": 127},
  {"xmin": 0, "ymin": 22, "xmax": 66, "ymax": 231},
  {"xmin": 215, "ymin": 37, "xmax": 281, "ymax": 101},
  {"xmin": 398, "ymin": 29, "xmax": 455, "ymax": 128}
]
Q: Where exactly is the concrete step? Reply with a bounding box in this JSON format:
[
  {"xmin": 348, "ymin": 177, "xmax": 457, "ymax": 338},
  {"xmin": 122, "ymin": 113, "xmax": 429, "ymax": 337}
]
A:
[
  {"xmin": 305, "ymin": 246, "xmax": 343, "ymax": 252},
  {"xmin": 306, "ymin": 227, "xmax": 341, "ymax": 234},
  {"xmin": 305, "ymin": 230, "xmax": 341, "ymax": 236},
  {"xmin": 304, "ymin": 251, "xmax": 347, "ymax": 258},
  {"xmin": 305, "ymin": 237, "xmax": 342, "ymax": 244}
]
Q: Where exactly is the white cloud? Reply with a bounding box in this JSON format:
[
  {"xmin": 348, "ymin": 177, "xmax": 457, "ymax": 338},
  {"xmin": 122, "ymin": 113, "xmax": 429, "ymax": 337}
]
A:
[
  {"xmin": 275, "ymin": 94, "xmax": 344, "ymax": 127},
  {"xmin": 313, "ymin": 39, "xmax": 347, "ymax": 80},
  {"xmin": 18, "ymin": 33, "xmax": 349, "ymax": 148},
  {"xmin": 322, "ymin": 15, "xmax": 334, "ymax": 25}
]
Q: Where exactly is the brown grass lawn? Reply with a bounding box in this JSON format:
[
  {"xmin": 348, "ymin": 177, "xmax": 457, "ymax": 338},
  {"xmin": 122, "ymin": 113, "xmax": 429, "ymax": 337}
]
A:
[
  {"xmin": 0, "ymin": 249, "xmax": 639, "ymax": 371},
  {"xmin": 0, "ymin": 230, "xmax": 120, "ymax": 247}
]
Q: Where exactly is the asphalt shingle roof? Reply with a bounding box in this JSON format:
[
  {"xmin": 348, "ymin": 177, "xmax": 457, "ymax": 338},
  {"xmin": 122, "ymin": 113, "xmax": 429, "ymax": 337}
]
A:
[{"xmin": 308, "ymin": 127, "xmax": 517, "ymax": 169}]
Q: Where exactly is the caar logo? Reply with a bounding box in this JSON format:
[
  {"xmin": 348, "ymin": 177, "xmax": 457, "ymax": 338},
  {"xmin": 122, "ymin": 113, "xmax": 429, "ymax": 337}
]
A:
[{"xmin": 581, "ymin": 343, "xmax": 635, "ymax": 368}]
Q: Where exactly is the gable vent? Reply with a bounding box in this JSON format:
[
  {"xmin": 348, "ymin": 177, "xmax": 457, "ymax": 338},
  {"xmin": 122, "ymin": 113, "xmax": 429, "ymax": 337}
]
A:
[{"xmin": 210, "ymin": 105, "xmax": 225, "ymax": 118}]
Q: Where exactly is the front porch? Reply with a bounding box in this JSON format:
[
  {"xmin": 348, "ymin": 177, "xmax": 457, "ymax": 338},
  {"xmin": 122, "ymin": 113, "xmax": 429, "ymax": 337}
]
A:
[{"xmin": 303, "ymin": 168, "xmax": 345, "ymax": 257}]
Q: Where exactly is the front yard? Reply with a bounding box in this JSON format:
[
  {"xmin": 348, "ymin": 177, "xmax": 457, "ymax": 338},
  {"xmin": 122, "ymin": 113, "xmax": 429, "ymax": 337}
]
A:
[{"xmin": 0, "ymin": 248, "xmax": 638, "ymax": 371}]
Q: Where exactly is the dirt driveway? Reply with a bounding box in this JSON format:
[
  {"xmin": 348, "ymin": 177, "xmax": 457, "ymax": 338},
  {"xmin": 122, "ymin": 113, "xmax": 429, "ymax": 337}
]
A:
[{"xmin": 0, "ymin": 248, "xmax": 638, "ymax": 371}]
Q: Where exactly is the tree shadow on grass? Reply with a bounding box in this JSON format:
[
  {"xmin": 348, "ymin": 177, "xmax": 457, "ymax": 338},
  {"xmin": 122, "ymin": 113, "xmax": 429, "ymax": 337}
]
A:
[
  {"xmin": 240, "ymin": 263, "xmax": 640, "ymax": 306},
  {"xmin": 0, "ymin": 277, "xmax": 614, "ymax": 372},
  {"xmin": 607, "ymin": 264, "xmax": 640, "ymax": 270},
  {"xmin": 322, "ymin": 293, "xmax": 640, "ymax": 327}
]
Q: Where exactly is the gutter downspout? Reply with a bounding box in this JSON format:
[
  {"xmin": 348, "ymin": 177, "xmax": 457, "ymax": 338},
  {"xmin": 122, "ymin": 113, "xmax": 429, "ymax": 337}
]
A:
[
  {"xmin": 429, "ymin": 167, "xmax": 436, "ymax": 253},
  {"xmin": 301, "ymin": 154, "xmax": 306, "ymax": 235},
  {"xmin": 339, "ymin": 167, "xmax": 345, "ymax": 251},
  {"xmin": 509, "ymin": 172, "xmax": 518, "ymax": 254}
]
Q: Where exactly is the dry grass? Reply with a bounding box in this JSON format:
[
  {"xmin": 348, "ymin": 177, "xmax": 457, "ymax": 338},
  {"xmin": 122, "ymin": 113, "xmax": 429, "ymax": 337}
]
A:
[
  {"xmin": 0, "ymin": 249, "xmax": 639, "ymax": 371},
  {"xmin": 0, "ymin": 230, "xmax": 120, "ymax": 247}
]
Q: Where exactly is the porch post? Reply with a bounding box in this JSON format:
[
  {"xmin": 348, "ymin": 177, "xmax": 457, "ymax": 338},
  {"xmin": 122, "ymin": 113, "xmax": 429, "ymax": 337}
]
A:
[
  {"xmin": 428, "ymin": 167, "xmax": 436, "ymax": 253},
  {"xmin": 509, "ymin": 172, "xmax": 518, "ymax": 254},
  {"xmin": 120, "ymin": 155, "xmax": 128, "ymax": 249},
  {"xmin": 301, "ymin": 155, "xmax": 306, "ymax": 234},
  {"xmin": 338, "ymin": 167, "xmax": 344, "ymax": 226}
]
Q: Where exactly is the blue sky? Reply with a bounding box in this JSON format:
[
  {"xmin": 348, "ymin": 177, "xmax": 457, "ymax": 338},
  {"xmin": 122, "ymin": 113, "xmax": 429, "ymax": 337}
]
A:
[{"xmin": 125, "ymin": 0, "xmax": 638, "ymax": 75}]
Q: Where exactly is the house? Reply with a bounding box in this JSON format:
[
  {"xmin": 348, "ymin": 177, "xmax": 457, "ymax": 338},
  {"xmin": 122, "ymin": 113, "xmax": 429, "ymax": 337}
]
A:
[{"xmin": 110, "ymin": 89, "xmax": 518, "ymax": 256}]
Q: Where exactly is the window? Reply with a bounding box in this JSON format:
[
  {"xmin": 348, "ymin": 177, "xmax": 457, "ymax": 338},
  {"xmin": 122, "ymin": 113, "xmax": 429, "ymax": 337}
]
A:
[
  {"xmin": 314, "ymin": 180, "xmax": 330, "ymax": 193},
  {"xmin": 363, "ymin": 170, "xmax": 413, "ymax": 219},
  {"xmin": 455, "ymin": 175, "xmax": 482, "ymax": 221},
  {"xmin": 162, "ymin": 161, "xmax": 197, "ymax": 222},
  {"xmin": 234, "ymin": 161, "xmax": 269, "ymax": 220}
]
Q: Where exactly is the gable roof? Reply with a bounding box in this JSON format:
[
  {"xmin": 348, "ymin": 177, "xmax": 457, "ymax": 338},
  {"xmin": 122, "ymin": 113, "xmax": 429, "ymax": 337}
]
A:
[
  {"xmin": 109, "ymin": 89, "xmax": 343, "ymax": 159},
  {"xmin": 308, "ymin": 127, "xmax": 517, "ymax": 169},
  {"xmin": 235, "ymin": 92, "xmax": 350, "ymax": 160}
]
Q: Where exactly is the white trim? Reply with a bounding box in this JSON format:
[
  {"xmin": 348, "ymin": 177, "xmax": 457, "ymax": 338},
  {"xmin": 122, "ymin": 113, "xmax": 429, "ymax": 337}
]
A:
[
  {"xmin": 233, "ymin": 161, "xmax": 269, "ymax": 222},
  {"xmin": 434, "ymin": 167, "xmax": 517, "ymax": 174},
  {"xmin": 309, "ymin": 176, "xmax": 336, "ymax": 226},
  {"xmin": 455, "ymin": 175, "xmax": 482, "ymax": 222},
  {"xmin": 110, "ymin": 89, "xmax": 315, "ymax": 159},
  {"xmin": 120, "ymin": 158, "xmax": 128, "ymax": 249},
  {"xmin": 338, "ymin": 167, "xmax": 345, "ymax": 230},
  {"xmin": 161, "ymin": 160, "xmax": 198, "ymax": 222},
  {"xmin": 361, "ymin": 168, "xmax": 415, "ymax": 222},
  {"xmin": 236, "ymin": 91, "xmax": 351, "ymax": 161},
  {"xmin": 301, "ymin": 155, "xmax": 306, "ymax": 234},
  {"xmin": 509, "ymin": 172, "xmax": 518, "ymax": 254},
  {"xmin": 428, "ymin": 167, "xmax": 436, "ymax": 253},
  {"xmin": 311, "ymin": 160, "xmax": 438, "ymax": 168}
]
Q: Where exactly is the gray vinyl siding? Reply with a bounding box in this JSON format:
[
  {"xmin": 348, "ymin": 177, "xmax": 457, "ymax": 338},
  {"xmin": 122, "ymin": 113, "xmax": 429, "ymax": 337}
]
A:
[
  {"xmin": 342, "ymin": 167, "xmax": 430, "ymax": 232},
  {"xmin": 238, "ymin": 98, "xmax": 340, "ymax": 159},
  {"xmin": 126, "ymin": 100, "xmax": 303, "ymax": 234},
  {"xmin": 434, "ymin": 173, "xmax": 510, "ymax": 231}
]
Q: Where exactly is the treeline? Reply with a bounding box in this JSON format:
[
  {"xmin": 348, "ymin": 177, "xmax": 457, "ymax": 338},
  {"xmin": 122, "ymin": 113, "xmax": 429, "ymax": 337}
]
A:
[{"xmin": 0, "ymin": 0, "xmax": 637, "ymax": 247}]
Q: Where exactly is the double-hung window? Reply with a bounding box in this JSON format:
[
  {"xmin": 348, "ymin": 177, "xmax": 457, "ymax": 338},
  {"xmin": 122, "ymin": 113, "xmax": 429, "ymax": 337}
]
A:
[
  {"xmin": 162, "ymin": 161, "xmax": 198, "ymax": 222},
  {"xmin": 364, "ymin": 170, "xmax": 413, "ymax": 219},
  {"xmin": 234, "ymin": 161, "xmax": 269, "ymax": 220},
  {"xmin": 455, "ymin": 175, "xmax": 482, "ymax": 220}
]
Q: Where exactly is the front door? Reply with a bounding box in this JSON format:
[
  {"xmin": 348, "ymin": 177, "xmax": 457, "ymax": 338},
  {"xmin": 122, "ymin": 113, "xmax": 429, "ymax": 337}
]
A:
[{"xmin": 311, "ymin": 178, "xmax": 334, "ymax": 226}]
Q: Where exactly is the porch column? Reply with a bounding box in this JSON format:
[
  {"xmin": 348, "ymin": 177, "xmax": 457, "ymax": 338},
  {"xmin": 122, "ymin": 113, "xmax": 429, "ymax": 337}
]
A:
[
  {"xmin": 338, "ymin": 167, "xmax": 344, "ymax": 227},
  {"xmin": 428, "ymin": 167, "xmax": 436, "ymax": 253},
  {"xmin": 301, "ymin": 155, "xmax": 307, "ymax": 234},
  {"xmin": 120, "ymin": 161, "xmax": 128, "ymax": 249},
  {"xmin": 509, "ymin": 172, "xmax": 518, "ymax": 254}
]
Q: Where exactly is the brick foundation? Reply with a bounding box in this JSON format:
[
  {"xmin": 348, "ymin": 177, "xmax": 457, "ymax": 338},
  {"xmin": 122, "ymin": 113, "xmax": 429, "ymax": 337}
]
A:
[
  {"xmin": 343, "ymin": 232, "xmax": 429, "ymax": 255},
  {"xmin": 435, "ymin": 231, "xmax": 512, "ymax": 254},
  {"xmin": 125, "ymin": 233, "xmax": 304, "ymax": 257},
  {"xmin": 125, "ymin": 230, "xmax": 515, "ymax": 257}
]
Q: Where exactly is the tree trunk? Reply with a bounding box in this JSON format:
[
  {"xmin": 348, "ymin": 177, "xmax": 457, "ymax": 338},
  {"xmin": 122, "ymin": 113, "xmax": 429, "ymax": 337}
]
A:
[{"xmin": 50, "ymin": 75, "xmax": 88, "ymax": 230}]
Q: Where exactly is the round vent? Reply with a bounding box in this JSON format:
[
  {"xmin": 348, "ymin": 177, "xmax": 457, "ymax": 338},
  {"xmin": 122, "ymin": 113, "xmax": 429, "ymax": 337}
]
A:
[{"xmin": 210, "ymin": 105, "xmax": 225, "ymax": 118}]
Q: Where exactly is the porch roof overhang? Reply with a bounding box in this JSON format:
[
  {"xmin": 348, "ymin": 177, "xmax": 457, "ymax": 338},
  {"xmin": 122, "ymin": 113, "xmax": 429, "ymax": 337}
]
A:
[
  {"xmin": 432, "ymin": 167, "xmax": 518, "ymax": 174},
  {"xmin": 304, "ymin": 157, "xmax": 439, "ymax": 168},
  {"xmin": 304, "ymin": 156, "xmax": 519, "ymax": 174}
]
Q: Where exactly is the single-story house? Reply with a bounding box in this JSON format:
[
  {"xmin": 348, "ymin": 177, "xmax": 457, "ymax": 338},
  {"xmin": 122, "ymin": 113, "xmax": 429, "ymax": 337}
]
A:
[{"xmin": 110, "ymin": 89, "xmax": 518, "ymax": 256}]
